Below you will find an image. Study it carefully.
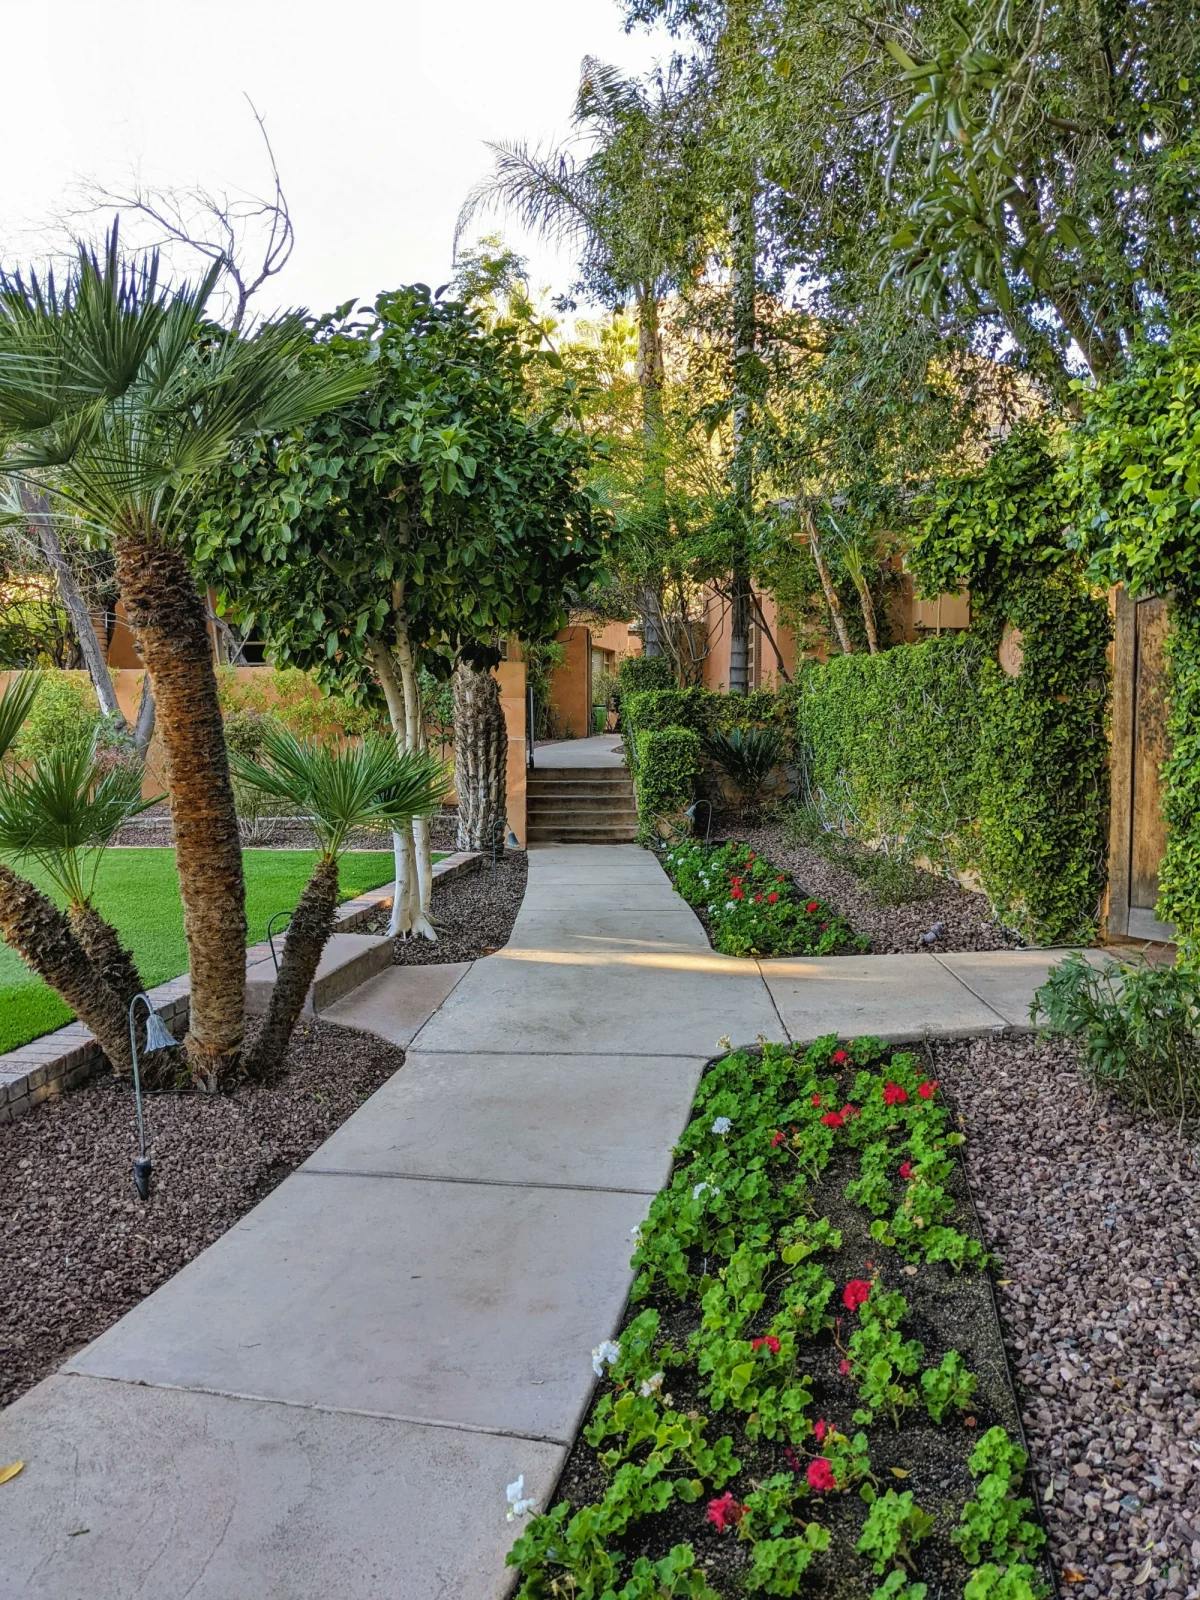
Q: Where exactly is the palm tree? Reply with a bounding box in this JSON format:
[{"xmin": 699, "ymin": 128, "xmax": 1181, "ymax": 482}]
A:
[
  {"xmin": 0, "ymin": 736, "xmax": 158, "ymax": 1009},
  {"xmin": 458, "ymin": 59, "xmax": 704, "ymax": 661},
  {"xmin": 231, "ymin": 725, "xmax": 448, "ymax": 1076},
  {"xmin": 0, "ymin": 674, "xmax": 136, "ymax": 1072},
  {"xmin": 0, "ymin": 228, "xmax": 371, "ymax": 1086}
]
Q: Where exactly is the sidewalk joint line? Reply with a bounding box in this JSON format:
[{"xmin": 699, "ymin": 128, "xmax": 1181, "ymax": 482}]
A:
[
  {"xmin": 299, "ymin": 1166, "xmax": 661, "ymax": 1197},
  {"xmin": 928, "ymin": 953, "xmax": 1013, "ymax": 1032},
  {"xmin": 59, "ymin": 1371, "xmax": 573, "ymax": 1446},
  {"xmin": 755, "ymin": 959, "xmax": 793, "ymax": 1044}
]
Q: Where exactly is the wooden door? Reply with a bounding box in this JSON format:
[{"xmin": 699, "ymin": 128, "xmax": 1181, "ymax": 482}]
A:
[{"xmin": 1109, "ymin": 591, "xmax": 1174, "ymax": 942}]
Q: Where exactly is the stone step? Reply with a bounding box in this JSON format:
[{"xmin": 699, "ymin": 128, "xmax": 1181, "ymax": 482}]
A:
[
  {"xmin": 244, "ymin": 931, "xmax": 394, "ymax": 1018},
  {"xmin": 526, "ymin": 804, "xmax": 640, "ymax": 827},
  {"xmin": 526, "ymin": 782, "xmax": 636, "ymax": 802},
  {"xmin": 527, "ymin": 766, "xmax": 630, "ymax": 784},
  {"xmin": 526, "ymin": 825, "xmax": 638, "ymax": 843}
]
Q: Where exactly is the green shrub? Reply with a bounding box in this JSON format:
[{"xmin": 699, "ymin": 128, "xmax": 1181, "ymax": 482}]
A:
[
  {"xmin": 703, "ymin": 726, "xmax": 785, "ymax": 811},
  {"xmin": 618, "ymin": 655, "xmax": 674, "ymax": 695},
  {"xmin": 13, "ymin": 673, "xmax": 101, "ymax": 765},
  {"xmin": 623, "ymin": 687, "xmax": 716, "ymax": 737},
  {"xmin": 633, "ymin": 727, "xmax": 701, "ymax": 837},
  {"xmin": 1158, "ymin": 609, "xmax": 1200, "ymax": 965},
  {"xmin": 1033, "ymin": 953, "xmax": 1200, "ymax": 1126}
]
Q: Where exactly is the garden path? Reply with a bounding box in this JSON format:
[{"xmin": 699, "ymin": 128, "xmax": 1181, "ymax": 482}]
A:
[{"xmin": 0, "ymin": 844, "xmax": 1109, "ymax": 1599}]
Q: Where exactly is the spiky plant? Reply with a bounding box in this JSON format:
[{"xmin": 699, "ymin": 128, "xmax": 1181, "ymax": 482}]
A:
[
  {"xmin": 0, "ymin": 740, "xmax": 158, "ymax": 1007},
  {"xmin": 0, "ymin": 674, "xmax": 136, "ymax": 1071},
  {"xmin": 704, "ymin": 725, "xmax": 785, "ymax": 814},
  {"xmin": 230, "ymin": 725, "xmax": 448, "ymax": 1075}
]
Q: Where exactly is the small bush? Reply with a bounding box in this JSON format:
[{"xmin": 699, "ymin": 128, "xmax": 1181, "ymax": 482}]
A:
[
  {"xmin": 1033, "ymin": 953, "xmax": 1200, "ymax": 1126},
  {"xmin": 704, "ymin": 726, "xmax": 784, "ymax": 811},
  {"xmin": 618, "ymin": 655, "xmax": 674, "ymax": 695},
  {"xmin": 14, "ymin": 673, "xmax": 100, "ymax": 765},
  {"xmin": 633, "ymin": 727, "xmax": 701, "ymax": 837},
  {"xmin": 624, "ymin": 687, "xmax": 716, "ymax": 737}
]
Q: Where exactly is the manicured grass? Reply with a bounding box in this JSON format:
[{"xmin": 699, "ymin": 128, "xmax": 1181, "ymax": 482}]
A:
[{"xmin": 0, "ymin": 848, "xmax": 404, "ymax": 1054}]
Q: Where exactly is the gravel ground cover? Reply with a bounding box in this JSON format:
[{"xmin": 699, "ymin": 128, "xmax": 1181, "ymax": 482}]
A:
[
  {"xmin": 361, "ymin": 848, "xmax": 528, "ymax": 965},
  {"xmin": 934, "ymin": 1034, "xmax": 1200, "ymax": 1599},
  {"xmin": 0, "ymin": 1020, "xmax": 403, "ymax": 1410},
  {"xmin": 733, "ymin": 818, "xmax": 1021, "ymax": 955}
]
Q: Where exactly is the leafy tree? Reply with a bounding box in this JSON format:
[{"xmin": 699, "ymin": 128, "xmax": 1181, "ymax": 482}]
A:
[
  {"xmin": 0, "ymin": 229, "xmax": 369, "ymax": 1085},
  {"xmin": 196, "ymin": 286, "xmax": 607, "ymax": 896}
]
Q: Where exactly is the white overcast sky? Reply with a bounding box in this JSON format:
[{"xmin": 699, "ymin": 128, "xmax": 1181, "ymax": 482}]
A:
[{"xmin": 1, "ymin": 0, "xmax": 670, "ymax": 317}]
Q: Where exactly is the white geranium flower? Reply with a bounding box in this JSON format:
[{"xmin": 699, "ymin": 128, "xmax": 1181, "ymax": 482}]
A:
[
  {"xmin": 591, "ymin": 1339, "xmax": 621, "ymax": 1377},
  {"xmin": 639, "ymin": 1370, "xmax": 665, "ymax": 1398},
  {"xmin": 506, "ymin": 1475, "xmax": 536, "ymax": 1521},
  {"xmin": 692, "ymin": 1181, "xmax": 720, "ymax": 1201},
  {"xmin": 630, "ymin": 1223, "xmax": 643, "ymax": 1246},
  {"xmin": 711, "ymin": 1116, "xmax": 732, "ymax": 1135}
]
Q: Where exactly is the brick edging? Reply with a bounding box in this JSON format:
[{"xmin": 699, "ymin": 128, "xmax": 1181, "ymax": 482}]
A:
[{"xmin": 0, "ymin": 851, "xmax": 483, "ymax": 1124}]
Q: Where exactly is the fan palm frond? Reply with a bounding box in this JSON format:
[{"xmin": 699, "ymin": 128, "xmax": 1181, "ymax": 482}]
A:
[
  {"xmin": 230, "ymin": 725, "xmax": 449, "ymax": 859},
  {"xmin": 0, "ymin": 671, "xmax": 40, "ymax": 763}
]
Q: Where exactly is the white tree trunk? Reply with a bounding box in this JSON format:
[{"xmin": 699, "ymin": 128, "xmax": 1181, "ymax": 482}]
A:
[{"xmin": 367, "ymin": 627, "xmax": 437, "ymax": 941}]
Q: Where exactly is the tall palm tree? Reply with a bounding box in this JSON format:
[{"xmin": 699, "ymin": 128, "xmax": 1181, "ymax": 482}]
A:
[
  {"xmin": 458, "ymin": 58, "xmax": 705, "ymax": 660},
  {"xmin": 230, "ymin": 726, "xmax": 448, "ymax": 1075},
  {"xmin": 0, "ymin": 228, "xmax": 371, "ymax": 1085},
  {"xmin": 0, "ymin": 674, "xmax": 135, "ymax": 1072}
]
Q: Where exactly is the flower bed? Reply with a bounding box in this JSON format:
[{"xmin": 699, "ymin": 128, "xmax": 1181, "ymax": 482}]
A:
[
  {"xmin": 507, "ymin": 1038, "xmax": 1052, "ymax": 1599},
  {"xmin": 660, "ymin": 840, "xmax": 866, "ymax": 957}
]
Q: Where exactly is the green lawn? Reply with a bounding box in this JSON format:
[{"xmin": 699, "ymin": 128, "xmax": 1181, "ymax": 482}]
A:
[{"xmin": 0, "ymin": 848, "xmax": 402, "ymax": 1054}]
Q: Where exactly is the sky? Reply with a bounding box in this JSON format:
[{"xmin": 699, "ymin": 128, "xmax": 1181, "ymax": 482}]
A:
[{"xmin": 0, "ymin": 0, "xmax": 671, "ymax": 319}]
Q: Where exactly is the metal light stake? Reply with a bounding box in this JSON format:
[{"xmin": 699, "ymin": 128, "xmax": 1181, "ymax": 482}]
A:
[
  {"xmin": 127, "ymin": 992, "xmax": 180, "ymax": 1203},
  {"xmin": 685, "ymin": 799, "xmax": 715, "ymax": 846}
]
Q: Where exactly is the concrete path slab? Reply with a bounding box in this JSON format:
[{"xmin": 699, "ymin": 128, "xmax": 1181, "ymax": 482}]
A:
[
  {"xmin": 322, "ymin": 960, "xmax": 472, "ymax": 1046},
  {"xmin": 932, "ymin": 946, "xmax": 1118, "ymax": 1030},
  {"xmin": 533, "ymin": 735, "xmax": 625, "ymax": 768},
  {"xmin": 0, "ymin": 1375, "xmax": 563, "ymax": 1600},
  {"xmin": 759, "ymin": 951, "xmax": 1005, "ymax": 1043},
  {"xmin": 304, "ymin": 1050, "xmax": 707, "ymax": 1191},
  {"xmin": 68, "ymin": 1171, "xmax": 648, "ymax": 1443}
]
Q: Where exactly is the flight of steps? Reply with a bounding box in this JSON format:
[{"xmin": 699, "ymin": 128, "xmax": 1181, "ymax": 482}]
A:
[{"xmin": 525, "ymin": 764, "xmax": 640, "ymax": 844}]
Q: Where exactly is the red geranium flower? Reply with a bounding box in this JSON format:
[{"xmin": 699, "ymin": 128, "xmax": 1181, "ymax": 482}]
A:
[
  {"xmin": 840, "ymin": 1103, "xmax": 860, "ymax": 1119},
  {"xmin": 754, "ymin": 893, "xmax": 763, "ymax": 903},
  {"xmin": 751, "ymin": 1335, "xmax": 781, "ymax": 1354},
  {"xmin": 813, "ymin": 1418, "xmax": 828, "ymax": 1443},
  {"xmin": 917, "ymin": 1079, "xmax": 939, "ymax": 1100},
  {"xmin": 842, "ymin": 1279, "xmax": 872, "ymax": 1312},
  {"xmin": 898, "ymin": 1160, "xmax": 914, "ymax": 1180},
  {"xmin": 806, "ymin": 900, "xmax": 820, "ymax": 913},
  {"xmin": 771, "ymin": 1129, "xmax": 786, "ymax": 1148},
  {"xmin": 731, "ymin": 886, "xmax": 744, "ymax": 901},
  {"xmin": 806, "ymin": 1457, "xmax": 837, "ymax": 1493},
  {"xmin": 838, "ymin": 1357, "xmax": 851, "ymax": 1376},
  {"xmin": 883, "ymin": 1081, "xmax": 909, "ymax": 1106},
  {"xmin": 810, "ymin": 1093, "xmax": 822, "ymax": 1107},
  {"xmin": 706, "ymin": 1492, "xmax": 746, "ymax": 1532},
  {"xmin": 821, "ymin": 1110, "xmax": 845, "ymax": 1128},
  {"xmin": 767, "ymin": 892, "xmax": 779, "ymax": 904},
  {"xmin": 830, "ymin": 1048, "xmax": 849, "ymax": 1066}
]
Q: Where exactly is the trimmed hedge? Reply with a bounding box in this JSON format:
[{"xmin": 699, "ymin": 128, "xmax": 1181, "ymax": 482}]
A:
[
  {"xmin": 794, "ymin": 601, "xmax": 1110, "ymax": 946},
  {"xmin": 617, "ymin": 655, "xmax": 674, "ymax": 695},
  {"xmin": 633, "ymin": 726, "xmax": 701, "ymax": 840},
  {"xmin": 624, "ymin": 686, "xmax": 717, "ymax": 737}
]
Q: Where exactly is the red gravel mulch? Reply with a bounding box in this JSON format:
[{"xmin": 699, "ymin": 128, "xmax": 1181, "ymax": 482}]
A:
[{"xmin": 0, "ymin": 1020, "xmax": 403, "ymax": 1410}]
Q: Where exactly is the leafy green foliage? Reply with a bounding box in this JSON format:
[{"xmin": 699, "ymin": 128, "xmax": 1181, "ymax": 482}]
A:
[
  {"xmin": 624, "ymin": 686, "xmax": 716, "ymax": 737},
  {"xmin": 618, "ymin": 655, "xmax": 674, "ymax": 696},
  {"xmin": 954, "ymin": 1428, "xmax": 1046, "ymax": 1569},
  {"xmin": 1159, "ymin": 609, "xmax": 1200, "ymax": 965},
  {"xmin": 1033, "ymin": 953, "xmax": 1200, "ymax": 1126},
  {"xmin": 12, "ymin": 673, "xmax": 101, "ymax": 764},
  {"xmin": 921, "ymin": 1350, "xmax": 977, "ymax": 1424},
  {"xmin": 633, "ymin": 727, "xmax": 701, "ymax": 838},
  {"xmin": 856, "ymin": 1489, "xmax": 935, "ymax": 1576},
  {"xmin": 703, "ymin": 725, "xmax": 784, "ymax": 809},
  {"xmin": 745, "ymin": 1525, "xmax": 830, "ymax": 1595},
  {"xmin": 963, "ymin": 1563, "xmax": 1049, "ymax": 1600}
]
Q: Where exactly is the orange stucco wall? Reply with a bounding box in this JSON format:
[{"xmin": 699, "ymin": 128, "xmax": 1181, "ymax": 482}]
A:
[
  {"xmin": 701, "ymin": 588, "xmax": 800, "ymax": 692},
  {"xmin": 547, "ymin": 619, "xmax": 641, "ymax": 738}
]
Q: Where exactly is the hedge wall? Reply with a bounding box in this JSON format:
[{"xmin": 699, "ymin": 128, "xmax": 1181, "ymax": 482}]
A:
[
  {"xmin": 794, "ymin": 592, "xmax": 1111, "ymax": 947},
  {"xmin": 632, "ymin": 727, "xmax": 702, "ymax": 841}
]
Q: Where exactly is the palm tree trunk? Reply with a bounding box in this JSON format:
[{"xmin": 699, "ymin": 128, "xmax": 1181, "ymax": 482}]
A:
[
  {"xmin": 114, "ymin": 527, "xmax": 247, "ymax": 1088},
  {"xmin": 636, "ymin": 288, "xmax": 668, "ymax": 661},
  {"xmin": 242, "ymin": 856, "xmax": 339, "ymax": 1079},
  {"xmin": 453, "ymin": 652, "xmax": 507, "ymax": 851},
  {"xmin": 0, "ymin": 864, "xmax": 133, "ymax": 1074},
  {"xmin": 69, "ymin": 904, "xmax": 144, "ymax": 1011}
]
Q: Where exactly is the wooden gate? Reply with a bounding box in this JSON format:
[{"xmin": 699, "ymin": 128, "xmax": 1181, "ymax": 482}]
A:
[{"xmin": 1108, "ymin": 591, "xmax": 1175, "ymax": 942}]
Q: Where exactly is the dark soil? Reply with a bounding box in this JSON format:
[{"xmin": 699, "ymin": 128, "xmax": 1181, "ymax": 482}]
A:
[
  {"xmin": 934, "ymin": 1034, "xmax": 1200, "ymax": 1600},
  {"xmin": 0, "ymin": 1020, "xmax": 403, "ymax": 1411},
  {"xmin": 550, "ymin": 1050, "xmax": 1051, "ymax": 1599},
  {"xmin": 734, "ymin": 816, "xmax": 1022, "ymax": 954},
  {"xmin": 360, "ymin": 849, "xmax": 528, "ymax": 965}
]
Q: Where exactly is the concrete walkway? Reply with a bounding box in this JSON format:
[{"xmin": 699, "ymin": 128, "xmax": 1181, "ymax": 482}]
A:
[
  {"xmin": 532, "ymin": 732, "xmax": 625, "ymax": 768},
  {"xmin": 0, "ymin": 845, "xmax": 1107, "ymax": 1600}
]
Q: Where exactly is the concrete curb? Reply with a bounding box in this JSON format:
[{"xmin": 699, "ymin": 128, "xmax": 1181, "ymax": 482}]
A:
[{"xmin": 0, "ymin": 851, "xmax": 483, "ymax": 1123}]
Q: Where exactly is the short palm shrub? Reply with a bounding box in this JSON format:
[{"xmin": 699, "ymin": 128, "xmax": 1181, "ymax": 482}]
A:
[
  {"xmin": 1033, "ymin": 953, "xmax": 1200, "ymax": 1126},
  {"xmin": 704, "ymin": 725, "xmax": 784, "ymax": 812}
]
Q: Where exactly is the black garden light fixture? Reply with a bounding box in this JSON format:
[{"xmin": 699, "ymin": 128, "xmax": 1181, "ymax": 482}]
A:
[
  {"xmin": 685, "ymin": 799, "xmax": 715, "ymax": 847},
  {"xmin": 127, "ymin": 992, "xmax": 179, "ymax": 1202}
]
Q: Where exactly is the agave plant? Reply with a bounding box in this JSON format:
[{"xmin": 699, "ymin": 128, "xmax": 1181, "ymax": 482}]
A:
[
  {"xmin": 0, "ymin": 675, "xmax": 139, "ymax": 1072},
  {"xmin": 230, "ymin": 725, "xmax": 449, "ymax": 1075},
  {"xmin": 0, "ymin": 739, "xmax": 158, "ymax": 1008},
  {"xmin": 704, "ymin": 725, "xmax": 785, "ymax": 813}
]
